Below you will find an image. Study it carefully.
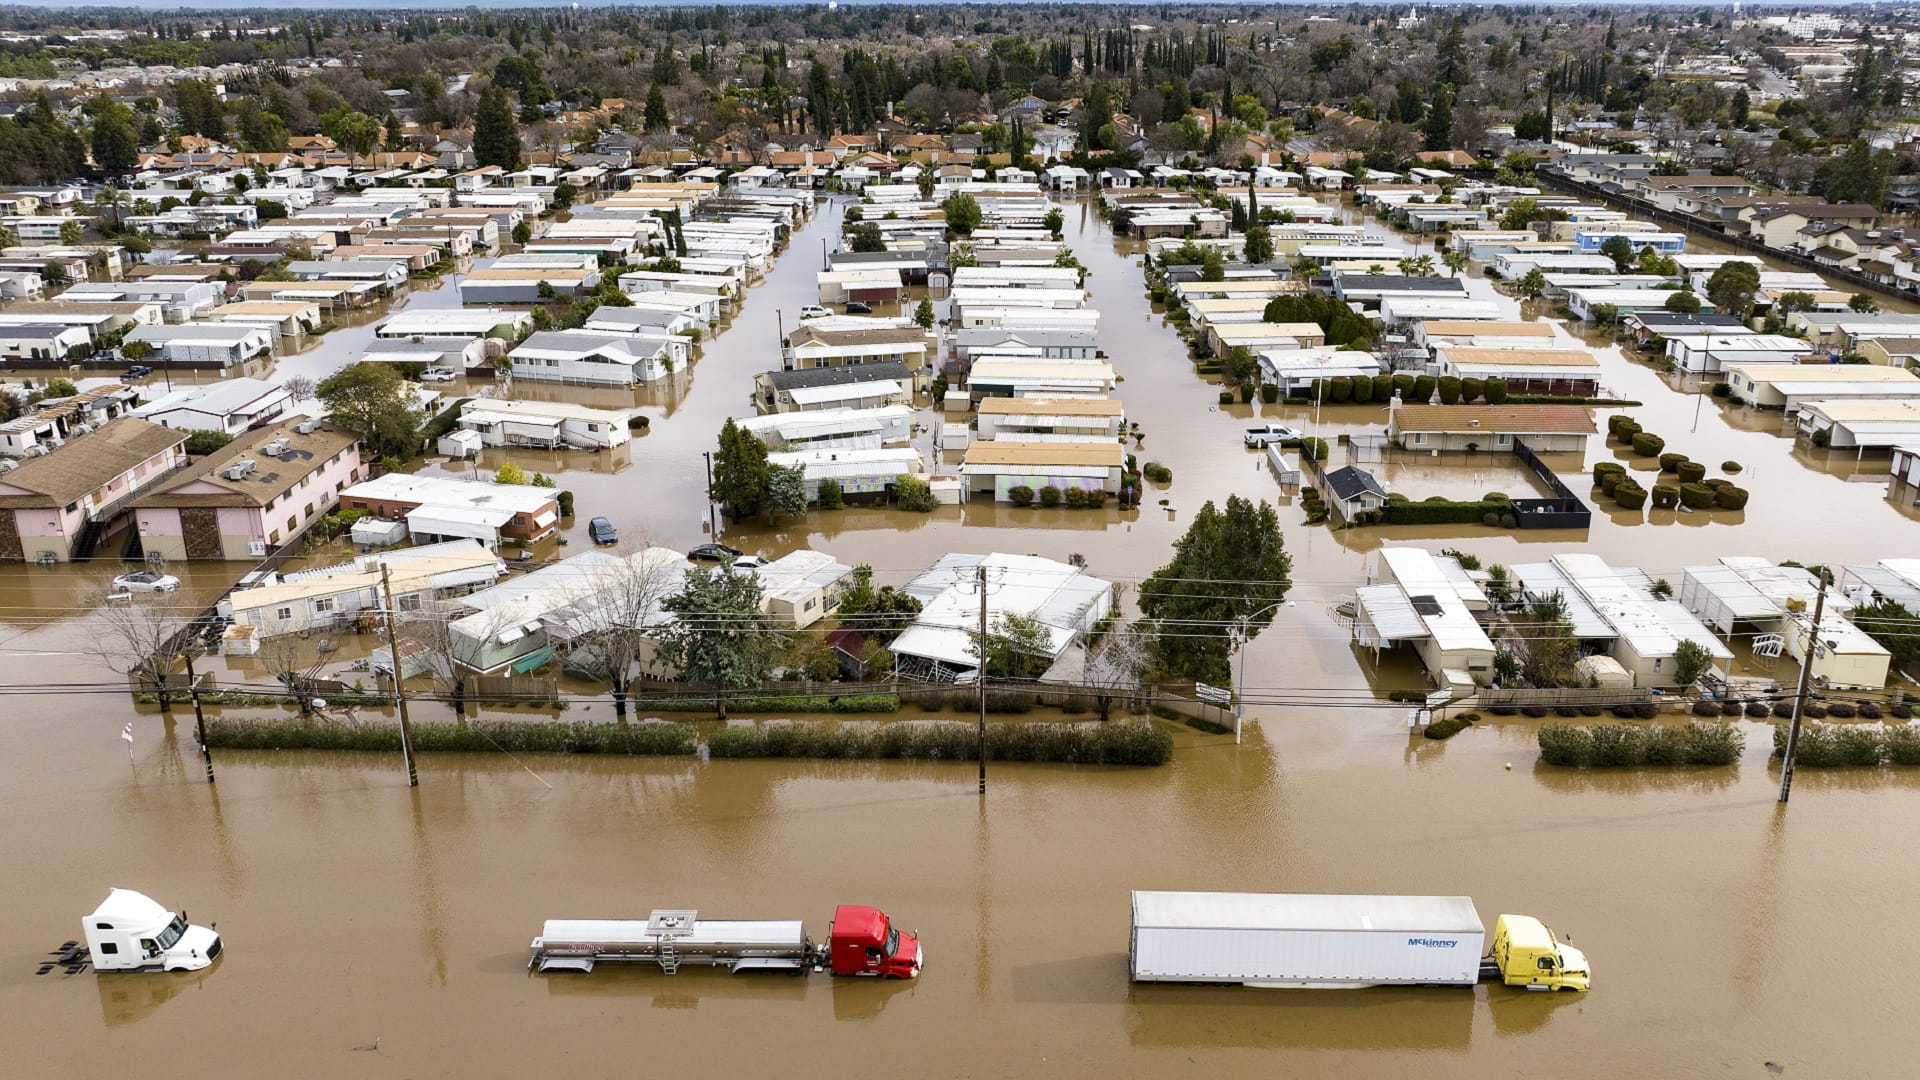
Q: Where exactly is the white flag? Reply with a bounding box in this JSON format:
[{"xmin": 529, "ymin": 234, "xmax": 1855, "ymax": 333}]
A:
[{"xmin": 121, "ymin": 722, "xmax": 134, "ymax": 744}]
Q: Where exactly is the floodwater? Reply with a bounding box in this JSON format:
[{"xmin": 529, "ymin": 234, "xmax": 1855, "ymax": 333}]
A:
[{"xmin": 5, "ymin": 192, "xmax": 1920, "ymax": 1076}]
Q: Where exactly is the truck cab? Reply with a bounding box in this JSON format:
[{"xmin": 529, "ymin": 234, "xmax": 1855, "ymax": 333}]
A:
[
  {"xmin": 1490, "ymin": 914, "xmax": 1588, "ymax": 992},
  {"xmin": 826, "ymin": 904, "xmax": 922, "ymax": 978},
  {"xmin": 84, "ymin": 889, "xmax": 222, "ymax": 973}
]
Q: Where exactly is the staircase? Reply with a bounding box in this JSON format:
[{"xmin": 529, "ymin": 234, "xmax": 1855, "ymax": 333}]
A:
[
  {"xmin": 657, "ymin": 935, "xmax": 680, "ymax": 975},
  {"xmin": 70, "ymin": 518, "xmax": 108, "ymax": 562}
]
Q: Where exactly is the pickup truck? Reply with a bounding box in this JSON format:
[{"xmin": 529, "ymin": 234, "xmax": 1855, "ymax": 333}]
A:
[{"xmin": 1243, "ymin": 423, "xmax": 1303, "ymax": 448}]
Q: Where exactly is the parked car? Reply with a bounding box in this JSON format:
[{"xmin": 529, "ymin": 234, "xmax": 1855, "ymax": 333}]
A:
[
  {"xmin": 797, "ymin": 305, "xmax": 830, "ymax": 320},
  {"xmin": 120, "ymin": 365, "xmax": 153, "ymax": 381},
  {"xmin": 731, "ymin": 555, "xmax": 770, "ymax": 570},
  {"xmin": 844, "ymin": 300, "xmax": 873, "ymax": 314},
  {"xmin": 419, "ymin": 368, "xmax": 458, "ymax": 382},
  {"xmin": 112, "ymin": 571, "xmax": 180, "ymax": 593},
  {"xmin": 687, "ymin": 542, "xmax": 744, "ymax": 562},
  {"xmin": 588, "ymin": 517, "xmax": 618, "ymax": 545},
  {"xmin": 1243, "ymin": 423, "xmax": 1304, "ymax": 448}
]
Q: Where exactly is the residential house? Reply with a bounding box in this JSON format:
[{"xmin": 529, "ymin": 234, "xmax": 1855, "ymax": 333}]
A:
[
  {"xmin": 125, "ymin": 324, "xmax": 274, "ymax": 371},
  {"xmin": 1433, "ymin": 345, "xmax": 1604, "ymax": 395},
  {"xmin": 750, "ymin": 550, "xmax": 853, "ymax": 629},
  {"xmin": 782, "ymin": 323, "xmax": 933, "ymax": 372},
  {"xmin": 756, "ymin": 361, "xmax": 914, "ymax": 413},
  {"xmin": 1742, "ymin": 202, "xmax": 1880, "ymax": 249},
  {"xmin": 1321, "ymin": 466, "xmax": 1389, "ymax": 521},
  {"xmin": 507, "ymin": 330, "xmax": 674, "ymax": 386},
  {"xmin": 889, "ymin": 552, "xmax": 1114, "ymax": 678},
  {"xmin": 221, "ymin": 539, "xmax": 505, "ymax": 638},
  {"xmin": 1665, "ymin": 334, "xmax": 1814, "ymax": 375},
  {"xmin": 1387, "ymin": 403, "xmax": 1597, "ymax": 454},
  {"xmin": 975, "ymin": 398, "xmax": 1126, "ymax": 441},
  {"xmin": 958, "ymin": 441, "xmax": 1124, "ymax": 500},
  {"xmin": 339, "ymin": 473, "xmax": 561, "ymax": 547},
  {"xmin": 455, "ymin": 399, "xmax": 631, "ymax": 450},
  {"xmin": 131, "ymin": 417, "xmax": 363, "ymax": 560},
  {"xmin": 131, "ymin": 378, "xmax": 292, "ymax": 435},
  {"xmin": 1512, "ymin": 553, "xmax": 1733, "ymax": 687},
  {"xmin": 1351, "ymin": 547, "xmax": 1496, "ymax": 689},
  {"xmin": 1723, "ymin": 363, "xmax": 1920, "ymax": 411},
  {"xmin": 0, "ymin": 418, "xmax": 188, "ymax": 562}
]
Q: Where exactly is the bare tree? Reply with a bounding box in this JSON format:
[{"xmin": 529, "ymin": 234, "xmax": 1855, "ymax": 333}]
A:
[
  {"xmin": 551, "ymin": 547, "xmax": 684, "ymax": 719},
  {"xmin": 256, "ymin": 634, "xmax": 336, "ymax": 715},
  {"xmin": 283, "ymin": 375, "xmax": 318, "ymax": 402},
  {"xmin": 408, "ymin": 602, "xmax": 510, "ymax": 717},
  {"xmin": 94, "ymin": 594, "xmax": 199, "ymax": 713},
  {"xmin": 1084, "ymin": 620, "xmax": 1153, "ymax": 722}
]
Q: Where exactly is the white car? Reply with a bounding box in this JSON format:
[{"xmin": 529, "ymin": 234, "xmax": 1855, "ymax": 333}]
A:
[
  {"xmin": 797, "ymin": 305, "xmax": 830, "ymax": 320},
  {"xmin": 419, "ymin": 368, "xmax": 459, "ymax": 382},
  {"xmin": 113, "ymin": 571, "xmax": 180, "ymax": 593},
  {"xmin": 731, "ymin": 555, "xmax": 770, "ymax": 570}
]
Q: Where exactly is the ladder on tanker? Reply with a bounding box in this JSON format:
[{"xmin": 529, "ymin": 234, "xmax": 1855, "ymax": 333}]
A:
[{"xmin": 648, "ymin": 909, "xmax": 696, "ymax": 975}]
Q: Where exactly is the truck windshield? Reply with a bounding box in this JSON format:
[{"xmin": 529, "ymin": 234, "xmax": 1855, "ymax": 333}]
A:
[
  {"xmin": 883, "ymin": 927, "xmax": 899, "ymax": 959},
  {"xmin": 155, "ymin": 916, "xmax": 186, "ymax": 951}
]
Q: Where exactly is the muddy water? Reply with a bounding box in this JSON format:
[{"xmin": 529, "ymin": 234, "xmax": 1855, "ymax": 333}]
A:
[{"xmin": 6, "ymin": 194, "xmax": 1920, "ymax": 1076}]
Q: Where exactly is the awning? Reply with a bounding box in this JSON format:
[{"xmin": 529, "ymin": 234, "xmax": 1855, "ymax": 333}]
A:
[
  {"xmin": 533, "ymin": 509, "xmax": 557, "ymax": 528},
  {"xmin": 511, "ymin": 646, "xmax": 555, "ymax": 674}
]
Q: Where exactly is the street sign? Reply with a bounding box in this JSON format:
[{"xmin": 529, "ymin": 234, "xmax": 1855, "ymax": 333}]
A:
[{"xmin": 1196, "ymin": 682, "xmax": 1231, "ymax": 705}]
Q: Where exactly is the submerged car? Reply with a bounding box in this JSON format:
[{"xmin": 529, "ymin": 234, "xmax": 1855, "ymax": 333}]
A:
[
  {"xmin": 588, "ymin": 517, "xmax": 618, "ymax": 544},
  {"xmin": 113, "ymin": 571, "xmax": 180, "ymax": 593},
  {"xmin": 731, "ymin": 555, "xmax": 770, "ymax": 571},
  {"xmin": 844, "ymin": 300, "xmax": 873, "ymax": 314},
  {"xmin": 687, "ymin": 542, "xmax": 744, "ymax": 562}
]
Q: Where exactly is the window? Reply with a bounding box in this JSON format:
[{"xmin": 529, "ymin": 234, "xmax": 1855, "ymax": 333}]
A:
[
  {"xmin": 398, "ymin": 594, "xmax": 423, "ymax": 611},
  {"xmin": 351, "ymin": 500, "xmax": 367, "ymax": 510},
  {"xmin": 286, "ymin": 516, "xmax": 296, "ymax": 532},
  {"xmin": 98, "ymin": 942, "xmax": 118, "ymax": 955},
  {"xmin": 313, "ymin": 597, "xmax": 335, "ymax": 614},
  {"xmin": 269, "ymin": 531, "xmax": 280, "ymax": 545}
]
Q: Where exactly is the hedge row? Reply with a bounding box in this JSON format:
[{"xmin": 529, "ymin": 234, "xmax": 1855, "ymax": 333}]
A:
[
  {"xmin": 623, "ymin": 693, "xmax": 901, "ymax": 714},
  {"xmin": 204, "ymin": 718, "xmax": 698, "ymax": 755},
  {"xmin": 1537, "ymin": 722, "xmax": 1746, "ymax": 766},
  {"xmin": 1769, "ymin": 722, "xmax": 1920, "ymax": 766},
  {"xmin": 1385, "ymin": 497, "xmax": 1513, "ymax": 526},
  {"xmin": 706, "ymin": 721, "xmax": 1174, "ymax": 765}
]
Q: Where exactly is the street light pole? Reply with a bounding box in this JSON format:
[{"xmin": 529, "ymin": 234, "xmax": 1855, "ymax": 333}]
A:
[
  {"xmin": 1231, "ymin": 600, "xmax": 1288, "ymax": 746},
  {"xmin": 977, "ymin": 561, "xmax": 989, "ymax": 795},
  {"xmin": 702, "ymin": 450, "xmax": 719, "ymax": 538}
]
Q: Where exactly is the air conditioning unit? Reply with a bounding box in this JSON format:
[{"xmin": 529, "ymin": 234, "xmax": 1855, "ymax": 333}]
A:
[
  {"xmin": 248, "ymin": 540, "xmax": 267, "ymax": 557},
  {"xmin": 294, "ymin": 420, "xmax": 317, "ymax": 434},
  {"xmin": 224, "ymin": 459, "xmax": 257, "ymax": 481},
  {"xmin": 262, "ymin": 437, "xmax": 291, "ymax": 457}
]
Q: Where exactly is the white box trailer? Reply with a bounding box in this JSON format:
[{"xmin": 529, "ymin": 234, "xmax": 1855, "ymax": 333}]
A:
[{"xmin": 1130, "ymin": 891, "xmax": 1485, "ymax": 988}]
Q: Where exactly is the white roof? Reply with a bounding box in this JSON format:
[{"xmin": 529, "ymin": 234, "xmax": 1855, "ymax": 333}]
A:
[
  {"xmin": 891, "ymin": 553, "xmax": 1112, "ymax": 668},
  {"xmin": 783, "ymin": 379, "xmax": 905, "ymax": 407},
  {"xmin": 344, "ymin": 472, "xmax": 556, "ymax": 515},
  {"xmin": 1131, "ymin": 891, "xmax": 1482, "ymax": 934}
]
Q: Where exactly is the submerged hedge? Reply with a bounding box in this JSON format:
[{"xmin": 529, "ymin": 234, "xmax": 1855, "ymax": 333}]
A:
[
  {"xmin": 1537, "ymin": 722, "xmax": 1745, "ymax": 766},
  {"xmin": 629, "ymin": 693, "xmax": 900, "ymax": 714},
  {"xmin": 707, "ymin": 721, "xmax": 1173, "ymax": 765},
  {"xmin": 1770, "ymin": 722, "xmax": 1920, "ymax": 766},
  {"xmin": 204, "ymin": 718, "xmax": 697, "ymax": 755}
]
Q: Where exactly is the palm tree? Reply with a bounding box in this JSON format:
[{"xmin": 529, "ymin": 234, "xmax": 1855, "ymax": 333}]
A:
[{"xmin": 1442, "ymin": 249, "xmax": 1468, "ymax": 278}]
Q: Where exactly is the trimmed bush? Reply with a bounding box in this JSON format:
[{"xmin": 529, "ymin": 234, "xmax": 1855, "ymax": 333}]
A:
[
  {"xmin": 1593, "ymin": 461, "xmax": 1627, "ymax": 486},
  {"xmin": 1677, "ymin": 461, "xmax": 1707, "ymax": 485},
  {"xmin": 1437, "ymin": 376, "xmax": 1462, "ymax": 404},
  {"xmin": 1826, "ymin": 701, "xmax": 1858, "ymax": 719},
  {"xmin": 1260, "ymin": 383, "xmax": 1279, "ymax": 404},
  {"xmin": 1007, "ymin": 485, "xmax": 1035, "ymax": 507},
  {"xmin": 1650, "ymin": 483, "xmax": 1680, "ymax": 509},
  {"xmin": 1461, "ymin": 376, "xmax": 1485, "ymax": 403},
  {"xmin": 1613, "ymin": 481, "xmax": 1647, "ymax": 510},
  {"xmin": 1611, "ymin": 704, "xmax": 1638, "ymax": 719},
  {"xmin": 1599, "ymin": 471, "xmax": 1626, "ymax": 497},
  {"xmin": 1327, "ymin": 376, "xmax": 1353, "ymax": 403},
  {"xmin": 1679, "ymin": 482, "xmax": 1717, "ymax": 509},
  {"xmin": 1630, "ymin": 432, "xmax": 1666, "ymax": 457},
  {"xmin": 1893, "ymin": 703, "xmax": 1914, "ymax": 720},
  {"xmin": 1804, "ymin": 703, "xmax": 1828, "ymax": 719},
  {"xmin": 1411, "ymin": 375, "xmax": 1436, "ymax": 403},
  {"xmin": 1539, "ymin": 722, "xmax": 1744, "ymax": 767},
  {"xmin": 1746, "ymin": 702, "xmax": 1772, "ymax": 718},
  {"xmin": 705, "ymin": 720, "xmax": 1173, "ymax": 765},
  {"xmin": 1721, "ymin": 460, "xmax": 1743, "ymax": 474},
  {"xmin": 1607, "ymin": 415, "xmax": 1641, "ymax": 440},
  {"xmin": 1218, "ymin": 389, "xmax": 1234, "ymax": 405},
  {"xmin": 1483, "ymin": 377, "xmax": 1508, "ymax": 405},
  {"xmin": 1693, "ymin": 700, "xmax": 1722, "ymax": 717},
  {"xmin": 204, "ymin": 718, "xmax": 697, "ymax": 755},
  {"xmin": 1859, "ymin": 702, "xmax": 1884, "ymax": 720},
  {"xmin": 1580, "ymin": 705, "xmax": 1604, "ymax": 717},
  {"xmin": 1038, "ymin": 485, "xmax": 1063, "ymax": 508},
  {"xmin": 1393, "ymin": 373, "xmax": 1416, "ymax": 397},
  {"xmin": 1143, "ymin": 461, "xmax": 1173, "ymax": 483},
  {"xmin": 1424, "ymin": 713, "xmax": 1476, "ymax": 740},
  {"xmin": 1715, "ymin": 486, "xmax": 1750, "ymax": 510},
  {"xmin": 1300, "ymin": 437, "xmax": 1329, "ymax": 461},
  {"xmin": 1351, "ymin": 375, "xmax": 1376, "ymax": 404},
  {"xmin": 1522, "ymin": 704, "xmax": 1549, "ymax": 719},
  {"xmin": 1710, "ymin": 382, "xmax": 1733, "ymax": 398},
  {"xmin": 1658, "ymin": 452, "xmax": 1689, "ymax": 473}
]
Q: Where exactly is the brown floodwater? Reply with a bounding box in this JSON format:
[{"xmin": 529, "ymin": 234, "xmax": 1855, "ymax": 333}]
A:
[{"xmin": 5, "ymin": 193, "xmax": 1920, "ymax": 1077}]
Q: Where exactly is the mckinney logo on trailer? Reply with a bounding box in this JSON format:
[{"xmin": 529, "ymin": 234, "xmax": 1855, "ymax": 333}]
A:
[{"xmin": 1408, "ymin": 938, "xmax": 1460, "ymax": 947}]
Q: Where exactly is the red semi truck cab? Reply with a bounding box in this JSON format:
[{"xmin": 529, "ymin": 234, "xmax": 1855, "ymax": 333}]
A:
[{"xmin": 827, "ymin": 904, "xmax": 922, "ymax": 978}]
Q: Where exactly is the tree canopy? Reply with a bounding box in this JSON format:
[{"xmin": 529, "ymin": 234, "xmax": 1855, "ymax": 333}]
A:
[
  {"xmin": 1137, "ymin": 495, "xmax": 1292, "ymax": 685},
  {"xmin": 315, "ymin": 363, "xmax": 420, "ymax": 460}
]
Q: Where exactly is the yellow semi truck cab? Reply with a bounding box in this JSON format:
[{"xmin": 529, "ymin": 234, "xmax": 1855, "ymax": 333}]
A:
[{"xmin": 1490, "ymin": 914, "xmax": 1590, "ymax": 992}]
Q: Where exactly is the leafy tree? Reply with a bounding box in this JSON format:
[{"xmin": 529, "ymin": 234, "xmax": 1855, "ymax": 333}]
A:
[
  {"xmin": 1664, "ymin": 291, "xmax": 1702, "ymax": 314},
  {"xmin": 942, "ymin": 192, "xmax": 981, "ymax": 234},
  {"xmin": 552, "ymin": 182, "xmax": 577, "ymax": 210},
  {"xmin": 59, "ymin": 219, "xmax": 82, "ymax": 245},
  {"xmin": 1671, "ymin": 639, "xmax": 1715, "ymax": 688},
  {"xmin": 1423, "ymin": 87, "xmax": 1453, "ymax": 151},
  {"xmin": 847, "ymin": 221, "xmax": 885, "ymax": 252},
  {"xmin": 1243, "ymin": 223, "xmax": 1273, "ymax": 265},
  {"xmin": 559, "ymin": 553, "xmax": 683, "ymax": 717},
  {"xmin": 1516, "ymin": 268, "xmax": 1548, "ymax": 299},
  {"xmin": 494, "ymin": 462, "xmax": 527, "ymax": 485},
  {"xmin": 644, "ymin": 85, "xmax": 670, "ymax": 132},
  {"xmin": 967, "ymin": 611, "xmax": 1055, "ymax": 680},
  {"xmin": 767, "ymin": 464, "xmax": 808, "ymax": 521},
  {"xmin": 1499, "ymin": 196, "xmax": 1566, "ymax": 231},
  {"xmin": 833, "ymin": 564, "xmax": 922, "ymax": 643},
  {"xmin": 316, "ymin": 363, "xmax": 421, "ymax": 460},
  {"xmin": 1512, "ymin": 591, "xmax": 1581, "ymax": 688},
  {"xmin": 1042, "ymin": 207, "xmax": 1064, "ymax": 238},
  {"xmin": 1262, "ymin": 292, "xmax": 1375, "ymax": 348},
  {"xmin": 913, "ymin": 298, "xmax": 935, "ymax": 329},
  {"xmin": 893, "ymin": 474, "xmax": 936, "ymax": 512},
  {"xmin": 1705, "ymin": 261, "xmax": 1762, "ymax": 316},
  {"xmin": 42, "ymin": 377, "xmax": 78, "ymax": 398},
  {"xmin": 1599, "ymin": 234, "xmax": 1636, "ymax": 272},
  {"xmin": 1137, "ymin": 495, "xmax": 1292, "ymax": 685},
  {"xmin": 710, "ymin": 418, "xmax": 770, "ymax": 520},
  {"xmin": 1850, "ymin": 293, "xmax": 1881, "ymax": 313},
  {"xmin": 511, "ymin": 220, "xmax": 532, "ymax": 245},
  {"xmin": 1853, "ymin": 599, "xmax": 1920, "ymax": 671},
  {"xmin": 89, "ymin": 100, "xmax": 139, "ymax": 173},
  {"xmin": 657, "ymin": 567, "xmax": 787, "ymax": 718},
  {"xmin": 472, "ymin": 85, "xmax": 522, "ymax": 171}
]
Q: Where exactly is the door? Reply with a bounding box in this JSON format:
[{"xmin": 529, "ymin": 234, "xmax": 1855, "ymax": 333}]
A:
[{"xmin": 181, "ymin": 508, "xmax": 223, "ymax": 559}]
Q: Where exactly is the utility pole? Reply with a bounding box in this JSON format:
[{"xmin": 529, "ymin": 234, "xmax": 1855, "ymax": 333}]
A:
[
  {"xmin": 183, "ymin": 649, "xmax": 213, "ymax": 783},
  {"xmin": 379, "ymin": 564, "xmax": 419, "ymax": 788},
  {"xmin": 1778, "ymin": 570, "xmax": 1830, "ymax": 804},
  {"xmin": 977, "ymin": 561, "xmax": 989, "ymax": 796},
  {"xmin": 1232, "ymin": 616, "xmax": 1248, "ymax": 746}
]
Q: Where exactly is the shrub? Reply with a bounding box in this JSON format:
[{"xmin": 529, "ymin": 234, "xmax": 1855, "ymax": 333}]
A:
[
  {"xmin": 1327, "ymin": 376, "xmax": 1353, "ymax": 403},
  {"xmin": 1677, "ymin": 461, "xmax": 1707, "ymax": 485},
  {"xmin": 1437, "ymin": 376, "xmax": 1462, "ymax": 404},
  {"xmin": 1804, "ymin": 703, "xmax": 1828, "ymax": 719},
  {"xmin": 1746, "ymin": 702, "xmax": 1772, "ymax": 718},
  {"xmin": 1886, "ymin": 726, "xmax": 1920, "ymax": 765},
  {"xmin": 1580, "ymin": 705, "xmax": 1604, "ymax": 717},
  {"xmin": 707, "ymin": 721, "xmax": 1174, "ymax": 766},
  {"xmin": 1481, "ymin": 512, "xmax": 1501, "ymax": 526},
  {"xmin": 1411, "ymin": 375, "xmax": 1436, "ymax": 402},
  {"xmin": 1658, "ymin": 452, "xmax": 1689, "ymax": 473},
  {"xmin": 1424, "ymin": 713, "xmax": 1475, "ymax": 739},
  {"xmin": 1063, "ymin": 486, "xmax": 1090, "ymax": 509},
  {"xmin": 1721, "ymin": 460, "xmax": 1743, "ymax": 474},
  {"xmin": 1522, "ymin": 705, "xmax": 1548, "ymax": 719},
  {"xmin": 1650, "ymin": 484, "xmax": 1680, "ymax": 509},
  {"xmin": 1859, "ymin": 702, "xmax": 1884, "ymax": 720},
  {"xmin": 1630, "ymin": 432, "xmax": 1666, "ymax": 457},
  {"xmin": 1693, "ymin": 700, "xmax": 1722, "ymax": 717},
  {"xmin": 1540, "ymin": 721, "xmax": 1743, "ymax": 767},
  {"xmin": 1634, "ymin": 703, "xmax": 1658, "ymax": 720},
  {"xmin": 1679, "ymin": 483, "xmax": 1717, "ymax": 509},
  {"xmin": 1611, "ymin": 704, "xmax": 1638, "ymax": 719},
  {"xmin": 1500, "ymin": 513, "xmax": 1518, "ymax": 528},
  {"xmin": 1488, "ymin": 704, "xmax": 1519, "ymax": 716},
  {"xmin": 1710, "ymin": 382, "xmax": 1733, "ymax": 398},
  {"xmin": 1300, "ymin": 437, "xmax": 1329, "ymax": 461},
  {"xmin": 204, "ymin": 718, "xmax": 697, "ymax": 755},
  {"xmin": 1460, "ymin": 377, "xmax": 1485, "ymax": 403},
  {"xmin": 1536, "ymin": 724, "xmax": 1592, "ymax": 765},
  {"xmin": 1554, "ymin": 705, "xmax": 1580, "ymax": 718},
  {"xmin": 894, "ymin": 474, "xmax": 937, "ymax": 512},
  {"xmin": 1143, "ymin": 461, "xmax": 1173, "ymax": 483},
  {"xmin": 1260, "ymin": 383, "xmax": 1279, "ymax": 404},
  {"xmin": 1037, "ymin": 485, "xmax": 1063, "ymax": 508},
  {"xmin": 1393, "ymin": 373, "xmax": 1416, "ymax": 397},
  {"xmin": 1714, "ymin": 486, "xmax": 1749, "ymax": 510},
  {"xmin": 1772, "ymin": 700, "xmax": 1797, "ymax": 719},
  {"xmin": 1599, "ymin": 471, "xmax": 1626, "ymax": 496},
  {"xmin": 1483, "ymin": 377, "xmax": 1508, "ymax": 405},
  {"xmin": 1218, "ymin": 389, "xmax": 1234, "ymax": 405},
  {"xmin": 1613, "ymin": 481, "xmax": 1647, "ymax": 510},
  {"xmin": 1484, "ymin": 492, "xmax": 1511, "ymax": 505},
  {"xmin": 1350, "ymin": 375, "xmax": 1375, "ymax": 404},
  {"xmin": 1238, "ymin": 383, "xmax": 1254, "ymax": 404},
  {"xmin": 1826, "ymin": 702, "xmax": 1858, "ymax": 719},
  {"xmin": 1607, "ymin": 415, "xmax": 1641, "ymax": 440},
  {"xmin": 818, "ymin": 478, "xmax": 846, "ymax": 510},
  {"xmin": 1593, "ymin": 461, "xmax": 1626, "ymax": 486},
  {"xmin": 1894, "ymin": 703, "xmax": 1915, "ymax": 720},
  {"xmin": 1006, "ymin": 485, "xmax": 1035, "ymax": 508}
]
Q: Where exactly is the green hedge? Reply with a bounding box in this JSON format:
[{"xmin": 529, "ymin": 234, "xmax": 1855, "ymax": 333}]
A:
[
  {"xmin": 204, "ymin": 718, "xmax": 697, "ymax": 754},
  {"xmin": 706, "ymin": 721, "xmax": 1173, "ymax": 765},
  {"xmin": 1676, "ymin": 461, "xmax": 1707, "ymax": 484},
  {"xmin": 1385, "ymin": 497, "xmax": 1512, "ymax": 525},
  {"xmin": 1425, "ymin": 713, "xmax": 1478, "ymax": 740},
  {"xmin": 1630, "ymin": 432, "xmax": 1665, "ymax": 457},
  {"xmin": 1679, "ymin": 482, "xmax": 1716, "ymax": 509},
  {"xmin": 1771, "ymin": 722, "xmax": 1920, "ymax": 766},
  {"xmin": 1650, "ymin": 483, "xmax": 1680, "ymax": 509},
  {"xmin": 1537, "ymin": 722, "xmax": 1745, "ymax": 766},
  {"xmin": 627, "ymin": 693, "xmax": 901, "ymax": 714}
]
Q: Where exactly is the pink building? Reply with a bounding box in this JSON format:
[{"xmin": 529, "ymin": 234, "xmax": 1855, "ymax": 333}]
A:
[
  {"xmin": 133, "ymin": 416, "xmax": 363, "ymax": 560},
  {"xmin": 0, "ymin": 418, "xmax": 188, "ymax": 562}
]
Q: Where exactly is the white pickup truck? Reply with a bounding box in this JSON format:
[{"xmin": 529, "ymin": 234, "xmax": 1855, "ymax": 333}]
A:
[{"xmin": 1243, "ymin": 423, "xmax": 1303, "ymax": 448}]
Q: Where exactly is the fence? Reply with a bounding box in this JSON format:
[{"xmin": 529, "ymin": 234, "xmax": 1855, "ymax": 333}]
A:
[
  {"xmin": 1538, "ymin": 172, "xmax": 1917, "ymax": 307},
  {"xmin": 1476, "ymin": 686, "xmax": 1654, "ymax": 708},
  {"xmin": 1509, "ymin": 438, "xmax": 1593, "ymax": 529}
]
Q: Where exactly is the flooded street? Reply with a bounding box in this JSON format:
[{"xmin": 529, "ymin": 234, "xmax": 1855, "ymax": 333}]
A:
[{"xmin": 5, "ymin": 193, "xmax": 1920, "ymax": 1076}]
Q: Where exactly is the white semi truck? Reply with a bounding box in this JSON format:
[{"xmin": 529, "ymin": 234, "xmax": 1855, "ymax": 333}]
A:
[
  {"xmin": 82, "ymin": 889, "xmax": 223, "ymax": 973},
  {"xmin": 1129, "ymin": 891, "xmax": 1588, "ymax": 991}
]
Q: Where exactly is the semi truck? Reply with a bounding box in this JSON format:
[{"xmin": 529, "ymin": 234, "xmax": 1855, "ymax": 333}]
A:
[
  {"xmin": 529, "ymin": 904, "xmax": 922, "ymax": 978},
  {"xmin": 82, "ymin": 889, "xmax": 223, "ymax": 973},
  {"xmin": 1129, "ymin": 891, "xmax": 1588, "ymax": 992}
]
